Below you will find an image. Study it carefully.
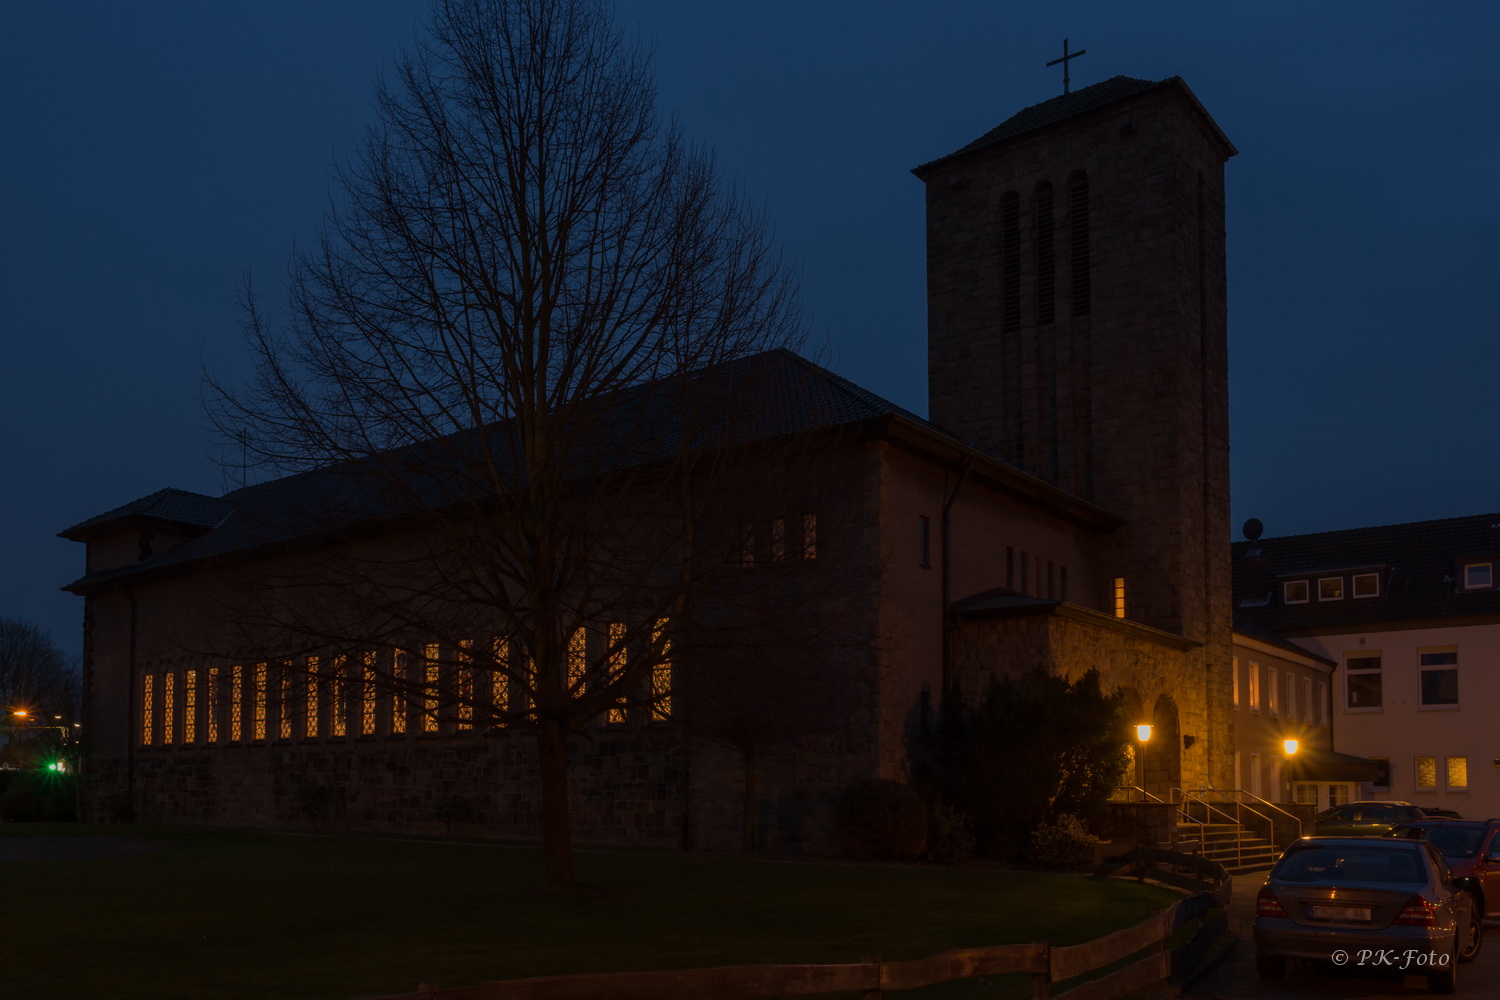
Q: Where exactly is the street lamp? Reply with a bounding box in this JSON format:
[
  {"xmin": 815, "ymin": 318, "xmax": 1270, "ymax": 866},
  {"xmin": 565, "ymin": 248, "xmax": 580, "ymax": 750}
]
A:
[
  {"xmin": 1283, "ymin": 738, "xmax": 1299, "ymax": 755},
  {"xmin": 1136, "ymin": 724, "xmax": 1153, "ymax": 742}
]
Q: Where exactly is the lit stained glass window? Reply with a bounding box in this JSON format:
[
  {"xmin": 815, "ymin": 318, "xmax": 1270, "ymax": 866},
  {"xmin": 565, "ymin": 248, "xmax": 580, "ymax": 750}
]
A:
[
  {"xmin": 183, "ymin": 670, "xmax": 197, "ymax": 743},
  {"xmin": 230, "ymin": 664, "xmax": 243, "ymax": 741},
  {"xmin": 279, "ymin": 666, "xmax": 293, "ymax": 740},
  {"xmin": 607, "ymin": 623, "xmax": 628, "ymax": 724},
  {"xmin": 306, "ymin": 656, "xmax": 320, "ymax": 739},
  {"xmin": 491, "ymin": 638, "xmax": 509, "ymax": 719},
  {"xmin": 206, "ymin": 667, "xmax": 219, "ymax": 743},
  {"xmin": 423, "ymin": 643, "xmax": 440, "ymax": 733},
  {"xmin": 361, "ymin": 652, "xmax": 377, "ymax": 736},
  {"xmin": 651, "ymin": 619, "xmax": 671, "ymax": 721},
  {"xmin": 253, "ymin": 663, "xmax": 267, "ymax": 740},
  {"xmin": 331, "ymin": 656, "xmax": 347, "ymax": 737},
  {"xmin": 142, "ymin": 674, "xmax": 154, "ymax": 746},
  {"xmin": 392, "ymin": 649, "xmax": 408, "ymax": 735},
  {"xmin": 568, "ymin": 628, "xmax": 588, "ymax": 696},
  {"xmin": 457, "ymin": 640, "xmax": 473, "ymax": 731},
  {"xmin": 163, "ymin": 672, "xmax": 176, "ymax": 744}
]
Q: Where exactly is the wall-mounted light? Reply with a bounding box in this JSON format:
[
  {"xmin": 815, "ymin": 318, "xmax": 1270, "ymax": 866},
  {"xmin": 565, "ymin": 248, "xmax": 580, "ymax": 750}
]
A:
[
  {"xmin": 1183, "ymin": 735, "xmax": 1197, "ymax": 750},
  {"xmin": 1136, "ymin": 724, "xmax": 1153, "ymax": 742},
  {"xmin": 1283, "ymin": 739, "xmax": 1299, "ymax": 755}
]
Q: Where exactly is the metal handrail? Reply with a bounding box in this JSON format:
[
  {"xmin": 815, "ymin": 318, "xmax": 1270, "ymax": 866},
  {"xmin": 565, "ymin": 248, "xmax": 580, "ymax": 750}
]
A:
[
  {"xmin": 1205, "ymin": 786, "xmax": 1303, "ymax": 842},
  {"xmin": 1114, "ymin": 784, "xmax": 1166, "ymax": 804},
  {"xmin": 1172, "ymin": 787, "xmax": 1280, "ymax": 869}
]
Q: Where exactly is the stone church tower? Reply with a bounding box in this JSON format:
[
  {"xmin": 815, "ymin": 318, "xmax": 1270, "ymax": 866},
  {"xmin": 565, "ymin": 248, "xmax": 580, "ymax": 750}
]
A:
[{"xmin": 914, "ymin": 76, "xmax": 1237, "ymax": 787}]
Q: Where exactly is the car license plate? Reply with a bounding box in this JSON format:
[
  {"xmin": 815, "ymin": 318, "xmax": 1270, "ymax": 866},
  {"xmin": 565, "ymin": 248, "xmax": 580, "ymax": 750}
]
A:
[{"xmin": 1309, "ymin": 904, "xmax": 1372, "ymax": 921}]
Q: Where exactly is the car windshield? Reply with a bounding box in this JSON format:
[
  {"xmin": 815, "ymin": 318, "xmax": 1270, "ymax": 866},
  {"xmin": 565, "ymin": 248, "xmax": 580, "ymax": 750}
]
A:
[{"xmin": 1275, "ymin": 846, "xmax": 1425, "ymax": 884}]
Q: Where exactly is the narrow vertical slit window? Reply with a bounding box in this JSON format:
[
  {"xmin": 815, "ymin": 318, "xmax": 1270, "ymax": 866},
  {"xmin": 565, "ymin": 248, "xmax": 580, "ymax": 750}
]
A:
[
  {"xmin": 279, "ymin": 665, "xmax": 292, "ymax": 740},
  {"xmin": 361, "ymin": 652, "xmax": 377, "ymax": 736},
  {"xmin": 163, "ymin": 671, "xmax": 176, "ymax": 745},
  {"xmin": 331, "ymin": 655, "xmax": 347, "ymax": 737},
  {"xmin": 651, "ymin": 618, "xmax": 672, "ymax": 721},
  {"xmin": 230, "ymin": 664, "xmax": 243, "ymax": 742},
  {"xmin": 306, "ymin": 656, "xmax": 320, "ymax": 739},
  {"xmin": 142, "ymin": 673, "xmax": 155, "ymax": 746},
  {"xmin": 183, "ymin": 669, "xmax": 197, "ymax": 744},
  {"xmin": 1001, "ymin": 191, "xmax": 1021, "ymax": 331},
  {"xmin": 607, "ymin": 623, "xmax": 628, "ymax": 724},
  {"xmin": 1070, "ymin": 172, "xmax": 1090, "ymax": 316},
  {"xmin": 1035, "ymin": 182, "xmax": 1054, "ymax": 324},
  {"xmin": 1112, "ymin": 577, "xmax": 1126, "ymax": 618},
  {"xmin": 422, "ymin": 643, "xmax": 440, "ymax": 733},
  {"xmin": 802, "ymin": 513, "xmax": 817, "ymax": 560}
]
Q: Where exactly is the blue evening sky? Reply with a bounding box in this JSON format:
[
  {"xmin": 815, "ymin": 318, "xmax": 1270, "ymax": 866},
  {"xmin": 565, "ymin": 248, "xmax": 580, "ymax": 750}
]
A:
[{"xmin": 4, "ymin": 1, "xmax": 1497, "ymax": 657}]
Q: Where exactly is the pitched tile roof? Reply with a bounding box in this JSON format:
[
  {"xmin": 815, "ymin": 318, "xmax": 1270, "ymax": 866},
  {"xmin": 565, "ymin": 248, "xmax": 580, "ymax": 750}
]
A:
[
  {"xmin": 1232, "ymin": 610, "xmax": 1334, "ymax": 665},
  {"xmin": 1233, "ymin": 512, "xmax": 1500, "ymax": 634},
  {"xmin": 912, "ymin": 75, "xmax": 1235, "ymax": 177},
  {"xmin": 58, "ymin": 487, "xmax": 236, "ymax": 540},
  {"xmin": 62, "ymin": 350, "xmax": 1111, "ymax": 593}
]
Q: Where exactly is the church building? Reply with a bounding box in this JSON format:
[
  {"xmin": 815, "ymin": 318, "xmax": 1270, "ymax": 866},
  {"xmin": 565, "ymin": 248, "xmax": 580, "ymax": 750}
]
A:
[{"xmin": 63, "ymin": 74, "xmax": 1241, "ymax": 854}]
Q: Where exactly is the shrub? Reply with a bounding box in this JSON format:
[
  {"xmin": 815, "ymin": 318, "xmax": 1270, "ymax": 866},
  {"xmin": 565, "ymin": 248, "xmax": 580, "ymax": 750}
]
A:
[
  {"xmin": 1028, "ymin": 813, "xmax": 1105, "ymax": 870},
  {"xmin": 836, "ymin": 779, "xmax": 926, "ymax": 860},
  {"xmin": 925, "ymin": 801, "xmax": 975, "ymax": 864},
  {"xmin": 0, "ymin": 785, "xmax": 39, "ymax": 822}
]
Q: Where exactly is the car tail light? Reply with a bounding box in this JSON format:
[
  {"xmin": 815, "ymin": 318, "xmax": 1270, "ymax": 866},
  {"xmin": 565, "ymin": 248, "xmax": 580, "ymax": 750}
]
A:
[
  {"xmin": 1256, "ymin": 886, "xmax": 1287, "ymax": 918},
  {"xmin": 1394, "ymin": 895, "xmax": 1437, "ymax": 926}
]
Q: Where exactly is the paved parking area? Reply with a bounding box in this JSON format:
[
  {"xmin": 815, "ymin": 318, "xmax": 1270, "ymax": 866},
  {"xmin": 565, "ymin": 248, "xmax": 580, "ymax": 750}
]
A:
[{"xmin": 1185, "ymin": 869, "xmax": 1498, "ymax": 999}]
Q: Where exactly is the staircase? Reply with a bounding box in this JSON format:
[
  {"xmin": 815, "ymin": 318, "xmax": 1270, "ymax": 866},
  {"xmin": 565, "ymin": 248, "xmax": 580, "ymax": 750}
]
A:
[{"xmin": 1175, "ymin": 820, "xmax": 1280, "ymax": 874}]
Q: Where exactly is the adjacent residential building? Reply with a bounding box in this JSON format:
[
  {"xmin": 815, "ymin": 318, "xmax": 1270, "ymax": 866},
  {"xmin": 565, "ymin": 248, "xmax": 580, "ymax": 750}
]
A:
[{"xmin": 1234, "ymin": 513, "xmax": 1500, "ymax": 818}]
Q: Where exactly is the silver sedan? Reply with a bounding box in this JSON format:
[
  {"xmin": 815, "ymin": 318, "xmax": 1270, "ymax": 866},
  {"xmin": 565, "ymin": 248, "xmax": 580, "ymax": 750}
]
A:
[{"xmin": 1254, "ymin": 837, "xmax": 1481, "ymax": 994}]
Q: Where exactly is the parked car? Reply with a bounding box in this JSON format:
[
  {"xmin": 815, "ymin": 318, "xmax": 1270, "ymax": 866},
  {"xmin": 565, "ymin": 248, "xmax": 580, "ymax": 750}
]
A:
[
  {"xmin": 1254, "ymin": 837, "xmax": 1481, "ymax": 993},
  {"xmin": 1391, "ymin": 819, "xmax": 1500, "ymax": 926},
  {"xmin": 1312, "ymin": 801, "xmax": 1427, "ymax": 837}
]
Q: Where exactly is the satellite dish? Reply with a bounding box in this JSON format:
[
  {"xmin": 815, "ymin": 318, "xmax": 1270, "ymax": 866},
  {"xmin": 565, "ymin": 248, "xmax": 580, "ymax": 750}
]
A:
[{"xmin": 1243, "ymin": 518, "xmax": 1264, "ymax": 542}]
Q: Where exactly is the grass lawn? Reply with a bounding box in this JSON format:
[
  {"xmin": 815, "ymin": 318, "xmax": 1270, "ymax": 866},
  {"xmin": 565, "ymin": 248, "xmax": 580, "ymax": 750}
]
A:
[{"xmin": 0, "ymin": 824, "xmax": 1175, "ymax": 1000}]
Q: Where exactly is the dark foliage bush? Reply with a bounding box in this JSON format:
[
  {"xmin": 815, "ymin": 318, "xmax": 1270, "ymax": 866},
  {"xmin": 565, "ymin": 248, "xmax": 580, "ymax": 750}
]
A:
[
  {"xmin": 916, "ymin": 669, "xmax": 1129, "ymax": 860},
  {"xmin": 0, "ymin": 785, "xmax": 39, "ymax": 822},
  {"xmin": 836, "ymin": 779, "xmax": 927, "ymax": 860},
  {"xmin": 1028, "ymin": 813, "xmax": 1105, "ymax": 870}
]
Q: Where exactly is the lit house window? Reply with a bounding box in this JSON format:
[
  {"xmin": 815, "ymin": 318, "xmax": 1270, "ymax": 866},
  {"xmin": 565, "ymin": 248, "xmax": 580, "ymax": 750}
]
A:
[
  {"xmin": 1283, "ymin": 580, "xmax": 1309, "ymax": 604},
  {"xmin": 1463, "ymin": 562, "xmax": 1493, "ymax": 590},
  {"xmin": 142, "ymin": 674, "xmax": 154, "ymax": 746},
  {"xmin": 1352, "ymin": 572, "xmax": 1380, "ymax": 598},
  {"xmin": 1268, "ymin": 667, "xmax": 1279, "ymax": 717},
  {"xmin": 1447, "ymin": 757, "xmax": 1469, "ymax": 789},
  {"xmin": 1112, "ymin": 577, "xmax": 1126, "ymax": 618},
  {"xmin": 1232, "ymin": 656, "xmax": 1239, "ymax": 707},
  {"xmin": 1416, "ymin": 756, "xmax": 1438, "ymax": 789},
  {"xmin": 1318, "ymin": 577, "xmax": 1344, "ymax": 601},
  {"xmin": 1345, "ymin": 654, "xmax": 1382, "ymax": 709},
  {"xmin": 1419, "ymin": 648, "xmax": 1458, "ymax": 707},
  {"xmin": 1248, "ymin": 661, "xmax": 1260, "ymax": 712}
]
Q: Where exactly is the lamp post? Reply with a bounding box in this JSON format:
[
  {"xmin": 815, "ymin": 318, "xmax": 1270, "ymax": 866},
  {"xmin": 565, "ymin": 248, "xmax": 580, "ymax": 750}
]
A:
[{"xmin": 1135, "ymin": 724, "xmax": 1153, "ymax": 798}]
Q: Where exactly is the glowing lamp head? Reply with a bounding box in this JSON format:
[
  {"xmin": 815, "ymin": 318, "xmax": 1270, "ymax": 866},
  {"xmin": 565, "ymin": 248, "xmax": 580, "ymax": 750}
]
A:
[
  {"xmin": 1283, "ymin": 739, "xmax": 1299, "ymax": 755},
  {"xmin": 12, "ymin": 710, "xmax": 28, "ymax": 718},
  {"xmin": 1136, "ymin": 724, "xmax": 1153, "ymax": 742}
]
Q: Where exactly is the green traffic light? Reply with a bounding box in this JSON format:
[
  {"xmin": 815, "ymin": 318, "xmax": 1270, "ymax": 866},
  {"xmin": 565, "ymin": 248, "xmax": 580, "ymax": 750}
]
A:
[{"xmin": 47, "ymin": 762, "xmax": 58, "ymax": 771}]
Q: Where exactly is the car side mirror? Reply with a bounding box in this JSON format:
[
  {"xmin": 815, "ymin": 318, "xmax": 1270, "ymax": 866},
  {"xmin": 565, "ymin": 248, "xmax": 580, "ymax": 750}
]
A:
[
  {"xmin": 1456, "ymin": 875, "xmax": 1482, "ymax": 894},
  {"xmin": 1487, "ymin": 848, "xmax": 1500, "ymax": 863}
]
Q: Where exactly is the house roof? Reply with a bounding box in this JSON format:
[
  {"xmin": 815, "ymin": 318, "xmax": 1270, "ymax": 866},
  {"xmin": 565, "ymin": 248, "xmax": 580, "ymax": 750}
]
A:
[
  {"xmin": 58, "ymin": 487, "xmax": 236, "ymax": 540},
  {"xmin": 1232, "ymin": 611, "xmax": 1335, "ymax": 666},
  {"xmin": 61, "ymin": 349, "xmax": 1119, "ymax": 594},
  {"xmin": 912, "ymin": 75, "xmax": 1235, "ymax": 178},
  {"xmin": 1233, "ymin": 512, "xmax": 1500, "ymax": 634}
]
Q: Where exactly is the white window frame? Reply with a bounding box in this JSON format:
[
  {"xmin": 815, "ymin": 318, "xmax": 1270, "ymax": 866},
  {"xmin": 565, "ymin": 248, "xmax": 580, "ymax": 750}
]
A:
[
  {"xmin": 1302, "ymin": 676, "xmax": 1313, "ymax": 722},
  {"xmin": 1248, "ymin": 661, "xmax": 1261, "ymax": 713},
  {"xmin": 1446, "ymin": 756, "xmax": 1469, "ymax": 790},
  {"xmin": 1352, "ymin": 572, "xmax": 1380, "ymax": 598},
  {"xmin": 1415, "ymin": 755, "xmax": 1438, "ymax": 790},
  {"xmin": 1318, "ymin": 681, "xmax": 1328, "ymax": 725},
  {"xmin": 1268, "ymin": 666, "xmax": 1280, "ymax": 716},
  {"xmin": 1418, "ymin": 646, "xmax": 1459, "ymax": 710},
  {"xmin": 1345, "ymin": 653, "xmax": 1382, "ymax": 712},
  {"xmin": 1232, "ymin": 656, "xmax": 1239, "ymax": 707},
  {"xmin": 1318, "ymin": 576, "xmax": 1344, "ymax": 601},
  {"xmin": 1283, "ymin": 580, "xmax": 1309, "ymax": 604},
  {"xmin": 1463, "ymin": 562, "xmax": 1493, "ymax": 590},
  {"xmin": 1286, "ymin": 671, "xmax": 1297, "ymax": 721}
]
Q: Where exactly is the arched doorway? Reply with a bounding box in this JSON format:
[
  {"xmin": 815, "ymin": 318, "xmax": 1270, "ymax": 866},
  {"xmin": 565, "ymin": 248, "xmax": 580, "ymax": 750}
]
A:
[{"xmin": 1140, "ymin": 693, "xmax": 1181, "ymax": 801}]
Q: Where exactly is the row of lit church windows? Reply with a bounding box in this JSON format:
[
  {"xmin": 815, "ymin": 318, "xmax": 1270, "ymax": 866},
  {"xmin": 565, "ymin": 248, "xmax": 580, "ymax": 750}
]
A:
[{"xmin": 139, "ymin": 625, "xmax": 671, "ymax": 748}]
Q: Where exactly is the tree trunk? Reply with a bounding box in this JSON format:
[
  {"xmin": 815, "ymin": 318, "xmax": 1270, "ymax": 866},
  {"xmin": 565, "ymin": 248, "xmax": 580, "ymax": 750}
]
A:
[
  {"xmin": 538, "ymin": 719, "xmax": 575, "ymax": 889},
  {"xmin": 741, "ymin": 748, "xmax": 757, "ymax": 853}
]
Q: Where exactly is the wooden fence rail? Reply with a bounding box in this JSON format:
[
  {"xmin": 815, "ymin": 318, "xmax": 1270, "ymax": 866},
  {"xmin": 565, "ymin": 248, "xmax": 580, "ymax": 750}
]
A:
[{"xmin": 358, "ymin": 852, "xmax": 1231, "ymax": 1000}]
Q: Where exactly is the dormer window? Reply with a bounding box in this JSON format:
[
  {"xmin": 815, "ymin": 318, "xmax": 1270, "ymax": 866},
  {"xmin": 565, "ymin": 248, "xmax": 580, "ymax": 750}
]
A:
[
  {"xmin": 1462, "ymin": 562, "xmax": 1493, "ymax": 590},
  {"xmin": 1352, "ymin": 572, "xmax": 1380, "ymax": 598},
  {"xmin": 1318, "ymin": 577, "xmax": 1344, "ymax": 601},
  {"xmin": 1283, "ymin": 580, "xmax": 1309, "ymax": 604}
]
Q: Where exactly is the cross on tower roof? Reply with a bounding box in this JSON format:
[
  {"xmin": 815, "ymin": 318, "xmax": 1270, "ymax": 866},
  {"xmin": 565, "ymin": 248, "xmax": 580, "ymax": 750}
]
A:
[{"xmin": 1046, "ymin": 38, "xmax": 1087, "ymax": 94}]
